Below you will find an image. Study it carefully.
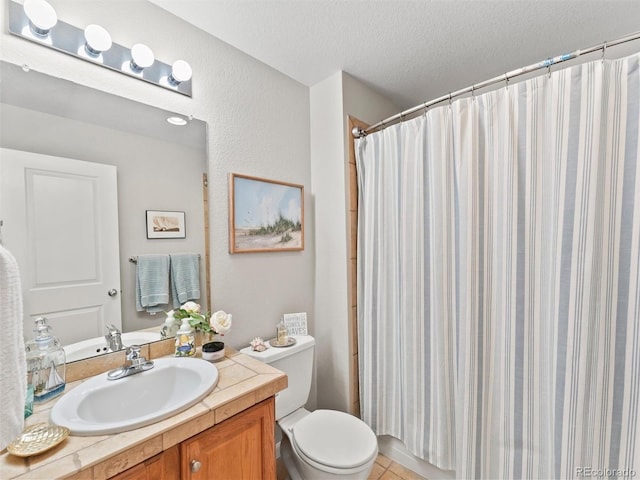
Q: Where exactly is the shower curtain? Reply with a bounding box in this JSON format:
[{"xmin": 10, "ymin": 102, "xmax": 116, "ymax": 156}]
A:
[{"xmin": 356, "ymin": 52, "xmax": 639, "ymax": 479}]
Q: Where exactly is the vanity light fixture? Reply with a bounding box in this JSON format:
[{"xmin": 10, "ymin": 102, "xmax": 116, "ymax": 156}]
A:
[
  {"xmin": 167, "ymin": 116, "xmax": 188, "ymax": 126},
  {"xmin": 130, "ymin": 43, "xmax": 155, "ymax": 72},
  {"xmin": 169, "ymin": 60, "xmax": 193, "ymax": 86},
  {"xmin": 83, "ymin": 24, "xmax": 112, "ymax": 57},
  {"xmin": 23, "ymin": 0, "xmax": 57, "ymax": 37},
  {"xmin": 8, "ymin": 0, "xmax": 192, "ymax": 97}
]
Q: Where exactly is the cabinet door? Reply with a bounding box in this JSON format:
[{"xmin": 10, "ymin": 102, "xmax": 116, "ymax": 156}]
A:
[
  {"xmin": 181, "ymin": 397, "xmax": 276, "ymax": 480},
  {"xmin": 110, "ymin": 445, "xmax": 180, "ymax": 480}
]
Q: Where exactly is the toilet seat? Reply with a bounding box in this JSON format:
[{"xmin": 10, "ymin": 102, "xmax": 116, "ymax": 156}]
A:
[{"xmin": 291, "ymin": 410, "xmax": 377, "ymax": 471}]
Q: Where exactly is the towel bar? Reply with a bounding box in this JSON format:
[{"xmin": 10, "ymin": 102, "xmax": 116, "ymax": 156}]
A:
[{"xmin": 129, "ymin": 254, "xmax": 200, "ymax": 264}]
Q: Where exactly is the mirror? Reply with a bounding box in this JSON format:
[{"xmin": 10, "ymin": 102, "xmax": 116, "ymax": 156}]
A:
[{"xmin": 0, "ymin": 61, "xmax": 208, "ymax": 361}]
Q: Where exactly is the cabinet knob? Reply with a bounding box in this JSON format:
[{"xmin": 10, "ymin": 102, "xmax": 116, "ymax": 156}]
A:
[{"xmin": 190, "ymin": 460, "xmax": 202, "ymax": 473}]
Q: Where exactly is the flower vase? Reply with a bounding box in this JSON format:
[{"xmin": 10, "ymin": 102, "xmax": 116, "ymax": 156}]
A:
[{"xmin": 196, "ymin": 331, "xmax": 215, "ymax": 346}]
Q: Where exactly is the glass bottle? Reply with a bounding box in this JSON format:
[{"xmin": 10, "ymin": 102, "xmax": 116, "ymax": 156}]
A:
[
  {"xmin": 277, "ymin": 319, "xmax": 288, "ymax": 344},
  {"xmin": 25, "ymin": 317, "xmax": 66, "ymax": 403}
]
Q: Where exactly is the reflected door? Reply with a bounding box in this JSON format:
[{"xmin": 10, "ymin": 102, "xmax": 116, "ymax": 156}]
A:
[{"xmin": 0, "ymin": 148, "xmax": 122, "ymax": 344}]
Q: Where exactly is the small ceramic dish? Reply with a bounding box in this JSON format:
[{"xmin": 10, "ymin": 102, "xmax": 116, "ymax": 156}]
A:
[
  {"xmin": 7, "ymin": 423, "xmax": 70, "ymax": 457},
  {"xmin": 269, "ymin": 337, "xmax": 297, "ymax": 348}
]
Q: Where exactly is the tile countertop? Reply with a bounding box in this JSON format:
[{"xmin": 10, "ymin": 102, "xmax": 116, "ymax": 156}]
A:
[{"xmin": 0, "ymin": 349, "xmax": 287, "ymax": 480}]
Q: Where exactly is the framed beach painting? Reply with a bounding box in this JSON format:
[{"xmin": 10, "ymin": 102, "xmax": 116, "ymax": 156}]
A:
[
  {"xmin": 229, "ymin": 173, "xmax": 304, "ymax": 253},
  {"xmin": 146, "ymin": 210, "xmax": 186, "ymax": 239}
]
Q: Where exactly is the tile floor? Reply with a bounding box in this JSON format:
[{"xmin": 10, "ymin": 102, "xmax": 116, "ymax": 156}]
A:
[
  {"xmin": 368, "ymin": 454, "xmax": 426, "ymax": 480},
  {"xmin": 276, "ymin": 453, "xmax": 426, "ymax": 480}
]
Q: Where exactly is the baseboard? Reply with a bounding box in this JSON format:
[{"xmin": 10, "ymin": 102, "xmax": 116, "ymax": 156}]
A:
[{"xmin": 377, "ymin": 436, "xmax": 455, "ymax": 480}]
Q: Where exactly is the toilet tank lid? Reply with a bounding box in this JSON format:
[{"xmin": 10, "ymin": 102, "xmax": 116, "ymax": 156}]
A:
[{"xmin": 239, "ymin": 335, "xmax": 315, "ymax": 364}]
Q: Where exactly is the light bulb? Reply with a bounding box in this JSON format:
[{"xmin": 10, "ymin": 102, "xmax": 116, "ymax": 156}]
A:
[
  {"xmin": 169, "ymin": 60, "xmax": 192, "ymax": 85},
  {"xmin": 23, "ymin": 0, "xmax": 57, "ymax": 36},
  {"xmin": 130, "ymin": 43, "xmax": 154, "ymax": 72},
  {"xmin": 84, "ymin": 24, "xmax": 112, "ymax": 56}
]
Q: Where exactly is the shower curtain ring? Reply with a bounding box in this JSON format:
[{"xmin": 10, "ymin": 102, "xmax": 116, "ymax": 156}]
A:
[
  {"xmin": 504, "ymin": 73, "xmax": 509, "ymax": 89},
  {"xmin": 471, "ymin": 84, "xmax": 476, "ymax": 101},
  {"xmin": 602, "ymin": 41, "xmax": 607, "ymax": 63},
  {"xmin": 448, "ymin": 92, "xmax": 452, "ymax": 108}
]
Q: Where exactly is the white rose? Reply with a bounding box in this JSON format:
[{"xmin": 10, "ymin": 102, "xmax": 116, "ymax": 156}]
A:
[
  {"xmin": 210, "ymin": 310, "xmax": 232, "ymax": 334},
  {"xmin": 181, "ymin": 301, "xmax": 201, "ymax": 313}
]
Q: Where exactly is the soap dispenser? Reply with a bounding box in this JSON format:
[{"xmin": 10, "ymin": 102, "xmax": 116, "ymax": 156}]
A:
[
  {"xmin": 161, "ymin": 310, "xmax": 179, "ymax": 339},
  {"xmin": 25, "ymin": 317, "xmax": 66, "ymax": 403},
  {"xmin": 175, "ymin": 318, "xmax": 195, "ymax": 357}
]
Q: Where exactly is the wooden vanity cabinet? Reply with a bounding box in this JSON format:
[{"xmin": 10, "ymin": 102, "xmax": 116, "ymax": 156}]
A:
[
  {"xmin": 110, "ymin": 446, "xmax": 180, "ymax": 480},
  {"xmin": 181, "ymin": 397, "xmax": 276, "ymax": 480},
  {"xmin": 111, "ymin": 397, "xmax": 276, "ymax": 480}
]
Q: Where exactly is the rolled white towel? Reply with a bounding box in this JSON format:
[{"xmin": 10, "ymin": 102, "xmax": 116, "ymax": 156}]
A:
[{"xmin": 0, "ymin": 245, "xmax": 26, "ymax": 450}]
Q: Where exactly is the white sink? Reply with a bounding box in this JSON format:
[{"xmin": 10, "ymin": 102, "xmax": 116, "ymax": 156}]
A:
[
  {"xmin": 51, "ymin": 357, "xmax": 219, "ymax": 436},
  {"xmin": 64, "ymin": 332, "xmax": 160, "ymax": 362}
]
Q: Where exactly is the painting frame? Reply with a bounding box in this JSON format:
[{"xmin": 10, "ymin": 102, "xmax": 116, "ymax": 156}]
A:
[
  {"xmin": 146, "ymin": 210, "xmax": 186, "ymax": 239},
  {"xmin": 229, "ymin": 173, "xmax": 304, "ymax": 253}
]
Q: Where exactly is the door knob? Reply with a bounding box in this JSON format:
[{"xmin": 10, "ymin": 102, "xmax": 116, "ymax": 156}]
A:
[
  {"xmin": 107, "ymin": 289, "xmax": 118, "ymax": 297},
  {"xmin": 190, "ymin": 460, "xmax": 202, "ymax": 472}
]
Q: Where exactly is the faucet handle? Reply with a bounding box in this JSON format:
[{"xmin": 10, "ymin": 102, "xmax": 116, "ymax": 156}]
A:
[
  {"xmin": 126, "ymin": 345, "xmax": 141, "ymax": 360},
  {"xmin": 126, "ymin": 345, "xmax": 148, "ymax": 367},
  {"xmin": 106, "ymin": 324, "xmax": 120, "ymax": 335},
  {"xmin": 105, "ymin": 325, "xmax": 123, "ymax": 352},
  {"xmin": 107, "ymin": 345, "xmax": 153, "ymax": 380}
]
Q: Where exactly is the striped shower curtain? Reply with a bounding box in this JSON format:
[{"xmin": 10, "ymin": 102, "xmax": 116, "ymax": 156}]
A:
[{"xmin": 356, "ymin": 52, "xmax": 639, "ymax": 479}]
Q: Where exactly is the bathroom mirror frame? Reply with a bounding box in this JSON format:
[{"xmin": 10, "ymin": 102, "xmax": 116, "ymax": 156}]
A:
[{"xmin": 0, "ymin": 60, "xmax": 210, "ymax": 361}]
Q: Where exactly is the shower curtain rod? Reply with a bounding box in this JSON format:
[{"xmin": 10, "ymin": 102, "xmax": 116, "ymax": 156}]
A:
[{"xmin": 352, "ymin": 31, "xmax": 640, "ymax": 138}]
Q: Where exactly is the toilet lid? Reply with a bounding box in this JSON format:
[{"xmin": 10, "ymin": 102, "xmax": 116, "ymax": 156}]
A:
[{"xmin": 292, "ymin": 410, "xmax": 377, "ymax": 469}]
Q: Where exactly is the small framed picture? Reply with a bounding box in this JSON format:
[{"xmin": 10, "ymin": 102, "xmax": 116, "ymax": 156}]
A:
[
  {"xmin": 229, "ymin": 173, "xmax": 304, "ymax": 253},
  {"xmin": 146, "ymin": 210, "xmax": 186, "ymax": 239}
]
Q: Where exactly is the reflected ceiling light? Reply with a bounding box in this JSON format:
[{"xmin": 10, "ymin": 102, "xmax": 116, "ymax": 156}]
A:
[
  {"xmin": 130, "ymin": 43, "xmax": 155, "ymax": 72},
  {"xmin": 167, "ymin": 116, "xmax": 188, "ymax": 126},
  {"xmin": 84, "ymin": 24, "xmax": 112, "ymax": 56},
  {"xmin": 23, "ymin": 0, "xmax": 57, "ymax": 36},
  {"xmin": 168, "ymin": 60, "xmax": 192, "ymax": 85}
]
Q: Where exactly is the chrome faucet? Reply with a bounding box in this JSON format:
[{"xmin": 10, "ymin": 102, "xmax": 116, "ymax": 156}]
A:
[
  {"xmin": 106, "ymin": 345, "xmax": 154, "ymax": 381},
  {"xmin": 105, "ymin": 324, "xmax": 123, "ymax": 352}
]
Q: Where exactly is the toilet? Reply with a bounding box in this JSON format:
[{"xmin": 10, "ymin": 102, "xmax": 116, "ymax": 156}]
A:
[{"xmin": 241, "ymin": 335, "xmax": 378, "ymax": 480}]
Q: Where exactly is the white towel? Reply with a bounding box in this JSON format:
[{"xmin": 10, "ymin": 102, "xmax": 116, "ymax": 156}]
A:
[
  {"xmin": 0, "ymin": 245, "xmax": 26, "ymax": 450},
  {"xmin": 170, "ymin": 253, "xmax": 200, "ymax": 308},
  {"xmin": 135, "ymin": 254, "xmax": 170, "ymax": 313}
]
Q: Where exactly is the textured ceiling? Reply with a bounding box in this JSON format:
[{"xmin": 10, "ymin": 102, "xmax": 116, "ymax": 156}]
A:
[{"xmin": 150, "ymin": 1, "xmax": 640, "ymax": 111}]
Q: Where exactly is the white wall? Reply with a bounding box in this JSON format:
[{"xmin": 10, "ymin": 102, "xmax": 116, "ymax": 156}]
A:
[
  {"xmin": 342, "ymin": 72, "xmax": 399, "ymax": 133},
  {"xmin": 0, "ymin": 0, "xmax": 313, "ymax": 352},
  {"xmin": 310, "ymin": 71, "xmax": 397, "ymax": 412},
  {"xmin": 310, "ymin": 72, "xmax": 348, "ymax": 411}
]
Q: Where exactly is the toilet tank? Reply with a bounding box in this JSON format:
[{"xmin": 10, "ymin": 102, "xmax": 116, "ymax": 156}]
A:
[{"xmin": 241, "ymin": 335, "xmax": 315, "ymax": 420}]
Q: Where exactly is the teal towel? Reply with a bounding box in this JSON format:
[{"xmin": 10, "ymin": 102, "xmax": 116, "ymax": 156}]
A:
[
  {"xmin": 170, "ymin": 253, "xmax": 200, "ymax": 308},
  {"xmin": 135, "ymin": 254, "xmax": 170, "ymax": 313}
]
